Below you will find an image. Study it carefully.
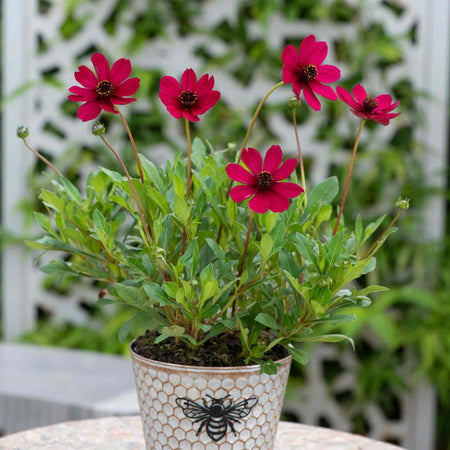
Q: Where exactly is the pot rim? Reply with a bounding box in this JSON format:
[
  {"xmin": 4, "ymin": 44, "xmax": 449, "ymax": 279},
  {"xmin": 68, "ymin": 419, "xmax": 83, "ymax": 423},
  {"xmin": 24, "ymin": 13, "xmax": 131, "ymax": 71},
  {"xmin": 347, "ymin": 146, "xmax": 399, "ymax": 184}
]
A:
[{"xmin": 129, "ymin": 339, "xmax": 292, "ymax": 373}]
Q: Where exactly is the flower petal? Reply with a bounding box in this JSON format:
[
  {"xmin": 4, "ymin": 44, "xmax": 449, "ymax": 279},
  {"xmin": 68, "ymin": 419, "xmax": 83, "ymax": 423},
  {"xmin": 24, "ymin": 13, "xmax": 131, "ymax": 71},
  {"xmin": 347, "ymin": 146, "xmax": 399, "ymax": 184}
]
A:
[
  {"xmin": 77, "ymin": 101, "xmax": 101, "ymax": 121},
  {"xmin": 109, "ymin": 96, "xmax": 136, "ymax": 105},
  {"xmin": 160, "ymin": 76, "xmax": 182, "ymax": 96},
  {"xmin": 310, "ymin": 81, "xmax": 337, "ymax": 100},
  {"xmin": 374, "ymin": 94, "xmax": 392, "ymax": 110},
  {"xmin": 91, "ymin": 53, "xmax": 110, "ymax": 81},
  {"xmin": 191, "ymin": 90, "xmax": 220, "ymax": 115},
  {"xmin": 263, "ymin": 145, "xmax": 282, "ymax": 173},
  {"xmin": 230, "ymin": 184, "xmax": 257, "ymax": 203},
  {"xmin": 110, "ymin": 58, "xmax": 132, "ymax": 86},
  {"xmin": 273, "ymin": 182, "xmax": 304, "ymax": 198},
  {"xmin": 282, "ymin": 44, "xmax": 299, "ymax": 65},
  {"xmin": 303, "ymin": 83, "xmax": 321, "ymax": 111},
  {"xmin": 196, "ymin": 74, "xmax": 215, "ymax": 93},
  {"xmin": 182, "ymin": 109, "xmax": 200, "ymax": 122},
  {"xmin": 336, "ymin": 86, "xmax": 360, "ymax": 109},
  {"xmin": 352, "ymin": 84, "xmax": 367, "ymax": 103},
  {"xmin": 181, "ymin": 68, "xmax": 197, "ymax": 91},
  {"xmin": 68, "ymin": 86, "xmax": 97, "ymax": 100},
  {"xmin": 241, "ymin": 148, "xmax": 262, "ymax": 175},
  {"xmin": 249, "ymin": 191, "xmax": 270, "ymax": 214},
  {"xmin": 299, "ymin": 35, "xmax": 316, "ymax": 66},
  {"xmin": 75, "ymin": 65, "xmax": 98, "ymax": 89},
  {"xmin": 226, "ymin": 164, "xmax": 256, "ymax": 184},
  {"xmin": 272, "ymin": 158, "xmax": 297, "ymax": 182},
  {"xmin": 383, "ymin": 100, "xmax": 400, "ymax": 113},
  {"xmin": 114, "ymin": 78, "xmax": 140, "ymax": 97},
  {"xmin": 267, "ymin": 189, "xmax": 290, "ymax": 213},
  {"xmin": 317, "ymin": 65, "xmax": 341, "ymax": 83},
  {"xmin": 291, "ymin": 80, "xmax": 303, "ymax": 99},
  {"xmin": 166, "ymin": 105, "xmax": 184, "ymax": 119},
  {"xmin": 98, "ymin": 99, "xmax": 116, "ymax": 112},
  {"xmin": 309, "ymin": 41, "xmax": 328, "ymax": 66}
]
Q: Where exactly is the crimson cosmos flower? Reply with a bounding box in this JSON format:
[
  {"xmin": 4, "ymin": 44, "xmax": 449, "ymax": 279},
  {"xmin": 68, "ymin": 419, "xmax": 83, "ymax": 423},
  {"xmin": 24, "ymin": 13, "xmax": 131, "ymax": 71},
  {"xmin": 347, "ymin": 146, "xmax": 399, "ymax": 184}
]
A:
[
  {"xmin": 336, "ymin": 84, "xmax": 400, "ymax": 125},
  {"xmin": 68, "ymin": 53, "xmax": 140, "ymax": 122},
  {"xmin": 226, "ymin": 146, "xmax": 304, "ymax": 214},
  {"xmin": 159, "ymin": 68, "xmax": 220, "ymax": 122},
  {"xmin": 282, "ymin": 35, "xmax": 340, "ymax": 111}
]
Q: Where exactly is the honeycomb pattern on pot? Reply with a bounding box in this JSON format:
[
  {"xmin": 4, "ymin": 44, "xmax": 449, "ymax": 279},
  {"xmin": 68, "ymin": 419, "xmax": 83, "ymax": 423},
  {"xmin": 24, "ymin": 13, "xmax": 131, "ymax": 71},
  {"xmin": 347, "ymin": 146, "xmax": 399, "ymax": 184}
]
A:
[{"xmin": 131, "ymin": 356, "xmax": 291, "ymax": 450}]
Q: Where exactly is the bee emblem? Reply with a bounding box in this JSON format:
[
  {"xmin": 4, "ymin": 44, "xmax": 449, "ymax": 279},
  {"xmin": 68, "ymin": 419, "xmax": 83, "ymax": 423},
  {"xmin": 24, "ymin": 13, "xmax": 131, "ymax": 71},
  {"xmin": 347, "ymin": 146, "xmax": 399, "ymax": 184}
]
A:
[{"xmin": 175, "ymin": 394, "xmax": 258, "ymax": 442}]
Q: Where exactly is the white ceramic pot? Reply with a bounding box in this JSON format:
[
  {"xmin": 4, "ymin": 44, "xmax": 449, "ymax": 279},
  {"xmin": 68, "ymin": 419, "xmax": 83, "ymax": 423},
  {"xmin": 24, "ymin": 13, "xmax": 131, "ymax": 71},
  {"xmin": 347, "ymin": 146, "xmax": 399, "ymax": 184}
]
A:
[{"xmin": 130, "ymin": 345, "xmax": 291, "ymax": 450}]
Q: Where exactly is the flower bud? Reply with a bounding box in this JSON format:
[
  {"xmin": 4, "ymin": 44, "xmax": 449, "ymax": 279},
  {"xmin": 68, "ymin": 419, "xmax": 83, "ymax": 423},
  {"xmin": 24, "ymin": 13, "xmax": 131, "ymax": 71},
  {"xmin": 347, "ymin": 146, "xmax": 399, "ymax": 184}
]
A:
[
  {"xmin": 16, "ymin": 126, "xmax": 29, "ymax": 138},
  {"xmin": 395, "ymin": 197, "xmax": 410, "ymax": 210},
  {"xmin": 227, "ymin": 142, "xmax": 236, "ymax": 151},
  {"xmin": 92, "ymin": 123, "xmax": 105, "ymax": 136},
  {"xmin": 288, "ymin": 97, "xmax": 301, "ymax": 108}
]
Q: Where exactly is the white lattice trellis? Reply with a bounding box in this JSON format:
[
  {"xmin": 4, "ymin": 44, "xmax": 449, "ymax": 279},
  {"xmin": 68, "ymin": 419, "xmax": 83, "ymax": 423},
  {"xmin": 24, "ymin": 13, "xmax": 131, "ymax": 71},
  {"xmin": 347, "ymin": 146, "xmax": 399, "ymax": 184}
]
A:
[{"xmin": 1, "ymin": 1, "xmax": 447, "ymax": 449}]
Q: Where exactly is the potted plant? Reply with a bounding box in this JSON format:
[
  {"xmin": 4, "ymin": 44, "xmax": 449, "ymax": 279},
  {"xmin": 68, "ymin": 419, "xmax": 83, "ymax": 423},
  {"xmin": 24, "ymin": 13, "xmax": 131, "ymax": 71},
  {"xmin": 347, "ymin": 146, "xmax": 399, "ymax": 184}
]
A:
[{"xmin": 17, "ymin": 35, "xmax": 404, "ymax": 449}]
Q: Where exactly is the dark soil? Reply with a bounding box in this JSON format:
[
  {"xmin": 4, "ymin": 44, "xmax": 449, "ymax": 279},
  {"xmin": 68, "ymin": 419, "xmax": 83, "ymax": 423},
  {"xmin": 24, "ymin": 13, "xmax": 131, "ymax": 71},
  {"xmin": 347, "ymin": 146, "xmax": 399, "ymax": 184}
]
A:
[{"xmin": 131, "ymin": 329, "xmax": 288, "ymax": 367}]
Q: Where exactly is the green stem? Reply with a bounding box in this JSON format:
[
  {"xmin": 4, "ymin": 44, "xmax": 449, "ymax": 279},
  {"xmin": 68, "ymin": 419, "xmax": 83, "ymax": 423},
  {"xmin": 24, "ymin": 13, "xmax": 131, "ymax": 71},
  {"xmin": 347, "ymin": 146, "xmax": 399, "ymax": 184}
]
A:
[
  {"xmin": 181, "ymin": 119, "xmax": 192, "ymax": 255},
  {"xmin": 115, "ymin": 107, "xmax": 145, "ymax": 184},
  {"xmin": 217, "ymin": 81, "xmax": 284, "ymax": 244},
  {"xmin": 100, "ymin": 136, "xmax": 152, "ymax": 245},
  {"xmin": 292, "ymin": 107, "xmax": 307, "ymax": 202},
  {"xmin": 362, "ymin": 209, "xmax": 402, "ymax": 259},
  {"xmin": 333, "ymin": 119, "xmax": 366, "ymax": 236},
  {"xmin": 22, "ymin": 138, "xmax": 62, "ymax": 177}
]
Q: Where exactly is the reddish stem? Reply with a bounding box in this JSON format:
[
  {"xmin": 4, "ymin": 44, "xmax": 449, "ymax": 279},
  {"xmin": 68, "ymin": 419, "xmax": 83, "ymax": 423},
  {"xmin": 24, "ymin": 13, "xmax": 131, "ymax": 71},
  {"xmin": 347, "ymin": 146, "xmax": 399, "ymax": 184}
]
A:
[{"xmin": 333, "ymin": 120, "xmax": 366, "ymax": 236}]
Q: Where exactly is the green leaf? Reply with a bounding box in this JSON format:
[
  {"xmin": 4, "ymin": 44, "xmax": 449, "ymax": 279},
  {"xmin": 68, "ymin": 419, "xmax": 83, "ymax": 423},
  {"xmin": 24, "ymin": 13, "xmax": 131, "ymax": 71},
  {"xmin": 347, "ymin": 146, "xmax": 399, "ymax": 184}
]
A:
[
  {"xmin": 161, "ymin": 325, "xmax": 185, "ymax": 337},
  {"xmin": 287, "ymin": 346, "xmax": 308, "ymax": 365},
  {"xmin": 362, "ymin": 215, "xmax": 386, "ymax": 243},
  {"xmin": 118, "ymin": 314, "xmax": 135, "ymax": 344},
  {"xmin": 191, "ymin": 138, "xmax": 207, "ymax": 170},
  {"xmin": 294, "ymin": 333, "xmax": 355, "ymax": 350},
  {"xmin": 139, "ymin": 154, "xmax": 165, "ymax": 192},
  {"xmin": 259, "ymin": 234, "xmax": 273, "ymax": 263},
  {"xmin": 294, "ymin": 233, "xmax": 319, "ymax": 270},
  {"xmin": 34, "ymin": 212, "xmax": 56, "ymax": 237},
  {"xmin": 206, "ymin": 238, "xmax": 225, "ymax": 260},
  {"xmin": 355, "ymin": 215, "xmax": 363, "ymax": 255},
  {"xmin": 164, "ymin": 282, "xmax": 179, "ymax": 299},
  {"xmin": 173, "ymin": 174, "xmax": 185, "ymax": 198},
  {"xmin": 173, "ymin": 195, "xmax": 189, "ymax": 225},
  {"xmin": 58, "ymin": 177, "xmax": 82, "ymax": 204},
  {"xmin": 101, "ymin": 167, "xmax": 124, "ymax": 184},
  {"xmin": 358, "ymin": 285, "xmax": 389, "ymax": 296},
  {"xmin": 200, "ymin": 279, "xmax": 219, "ymax": 305},
  {"xmin": 302, "ymin": 176, "xmax": 338, "ymax": 218},
  {"xmin": 255, "ymin": 313, "xmax": 281, "ymax": 330},
  {"xmin": 144, "ymin": 283, "xmax": 170, "ymax": 305}
]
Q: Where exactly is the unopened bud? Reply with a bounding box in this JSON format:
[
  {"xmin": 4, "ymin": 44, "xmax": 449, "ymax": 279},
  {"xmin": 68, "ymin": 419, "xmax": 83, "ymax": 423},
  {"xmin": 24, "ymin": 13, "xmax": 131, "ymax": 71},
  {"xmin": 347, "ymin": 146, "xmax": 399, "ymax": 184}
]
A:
[
  {"xmin": 227, "ymin": 142, "xmax": 236, "ymax": 151},
  {"xmin": 92, "ymin": 123, "xmax": 105, "ymax": 136},
  {"xmin": 395, "ymin": 197, "xmax": 410, "ymax": 210},
  {"xmin": 288, "ymin": 97, "xmax": 301, "ymax": 108},
  {"xmin": 16, "ymin": 126, "xmax": 29, "ymax": 138}
]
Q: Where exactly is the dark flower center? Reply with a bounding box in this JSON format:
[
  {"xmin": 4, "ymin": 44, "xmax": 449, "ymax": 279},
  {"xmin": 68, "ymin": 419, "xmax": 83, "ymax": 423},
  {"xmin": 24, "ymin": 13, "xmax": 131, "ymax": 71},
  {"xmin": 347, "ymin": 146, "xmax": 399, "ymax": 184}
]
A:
[
  {"xmin": 299, "ymin": 64, "xmax": 318, "ymax": 82},
  {"xmin": 257, "ymin": 171, "xmax": 274, "ymax": 191},
  {"xmin": 362, "ymin": 96, "xmax": 378, "ymax": 112},
  {"xmin": 179, "ymin": 90, "xmax": 198, "ymax": 107},
  {"xmin": 96, "ymin": 80, "xmax": 113, "ymax": 98}
]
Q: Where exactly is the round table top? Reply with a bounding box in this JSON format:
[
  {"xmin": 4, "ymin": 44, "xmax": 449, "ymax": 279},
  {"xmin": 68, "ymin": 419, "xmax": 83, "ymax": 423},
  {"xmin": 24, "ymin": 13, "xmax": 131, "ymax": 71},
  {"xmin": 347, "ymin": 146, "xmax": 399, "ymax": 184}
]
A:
[{"xmin": 0, "ymin": 416, "xmax": 405, "ymax": 449}]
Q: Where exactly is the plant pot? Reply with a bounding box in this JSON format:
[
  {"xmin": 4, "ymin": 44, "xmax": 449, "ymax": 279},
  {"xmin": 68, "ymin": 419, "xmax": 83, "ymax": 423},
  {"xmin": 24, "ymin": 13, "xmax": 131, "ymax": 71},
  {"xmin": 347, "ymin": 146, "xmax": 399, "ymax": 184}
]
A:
[{"xmin": 130, "ymin": 343, "xmax": 292, "ymax": 450}]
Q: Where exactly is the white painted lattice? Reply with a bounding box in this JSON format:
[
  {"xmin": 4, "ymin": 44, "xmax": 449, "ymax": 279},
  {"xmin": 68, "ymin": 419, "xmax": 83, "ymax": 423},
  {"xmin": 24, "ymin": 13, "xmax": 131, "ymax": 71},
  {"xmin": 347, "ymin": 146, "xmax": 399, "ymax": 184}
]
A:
[{"xmin": 1, "ymin": 1, "xmax": 447, "ymax": 448}]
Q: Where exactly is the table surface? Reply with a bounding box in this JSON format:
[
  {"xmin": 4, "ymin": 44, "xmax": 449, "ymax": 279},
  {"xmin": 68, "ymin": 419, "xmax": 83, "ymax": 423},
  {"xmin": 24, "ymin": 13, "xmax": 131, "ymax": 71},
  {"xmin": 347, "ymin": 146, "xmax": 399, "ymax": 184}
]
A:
[{"xmin": 0, "ymin": 416, "xmax": 405, "ymax": 450}]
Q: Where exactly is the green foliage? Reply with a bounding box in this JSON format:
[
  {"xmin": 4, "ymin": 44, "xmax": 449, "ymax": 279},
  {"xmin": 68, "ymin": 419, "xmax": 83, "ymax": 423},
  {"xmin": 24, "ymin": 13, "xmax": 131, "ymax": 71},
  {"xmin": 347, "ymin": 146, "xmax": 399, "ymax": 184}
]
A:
[{"xmin": 28, "ymin": 136, "xmax": 399, "ymax": 373}]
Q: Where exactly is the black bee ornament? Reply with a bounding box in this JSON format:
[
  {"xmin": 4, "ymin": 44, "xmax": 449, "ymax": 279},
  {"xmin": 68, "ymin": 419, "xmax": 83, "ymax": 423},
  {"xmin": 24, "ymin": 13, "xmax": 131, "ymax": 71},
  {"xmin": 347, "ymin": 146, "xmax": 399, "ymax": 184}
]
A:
[{"xmin": 176, "ymin": 394, "xmax": 258, "ymax": 442}]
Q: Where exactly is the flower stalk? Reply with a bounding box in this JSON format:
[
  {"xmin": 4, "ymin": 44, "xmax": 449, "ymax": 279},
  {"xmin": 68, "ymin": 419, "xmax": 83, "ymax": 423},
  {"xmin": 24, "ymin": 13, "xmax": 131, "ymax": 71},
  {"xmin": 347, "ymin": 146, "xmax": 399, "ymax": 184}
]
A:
[
  {"xmin": 333, "ymin": 119, "xmax": 366, "ymax": 236},
  {"xmin": 115, "ymin": 107, "xmax": 144, "ymax": 184},
  {"xmin": 99, "ymin": 135, "xmax": 151, "ymax": 245},
  {"xmin": 21, "ymin": 137, "xmax": 63, "ymax": 177},
  {"xmin": 181, "ymin": 118, "xmax": 192, "ymax": 254},
  {"xmin": 292, "ymin": 104, "xmax": 307, "ymax": 202}
]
